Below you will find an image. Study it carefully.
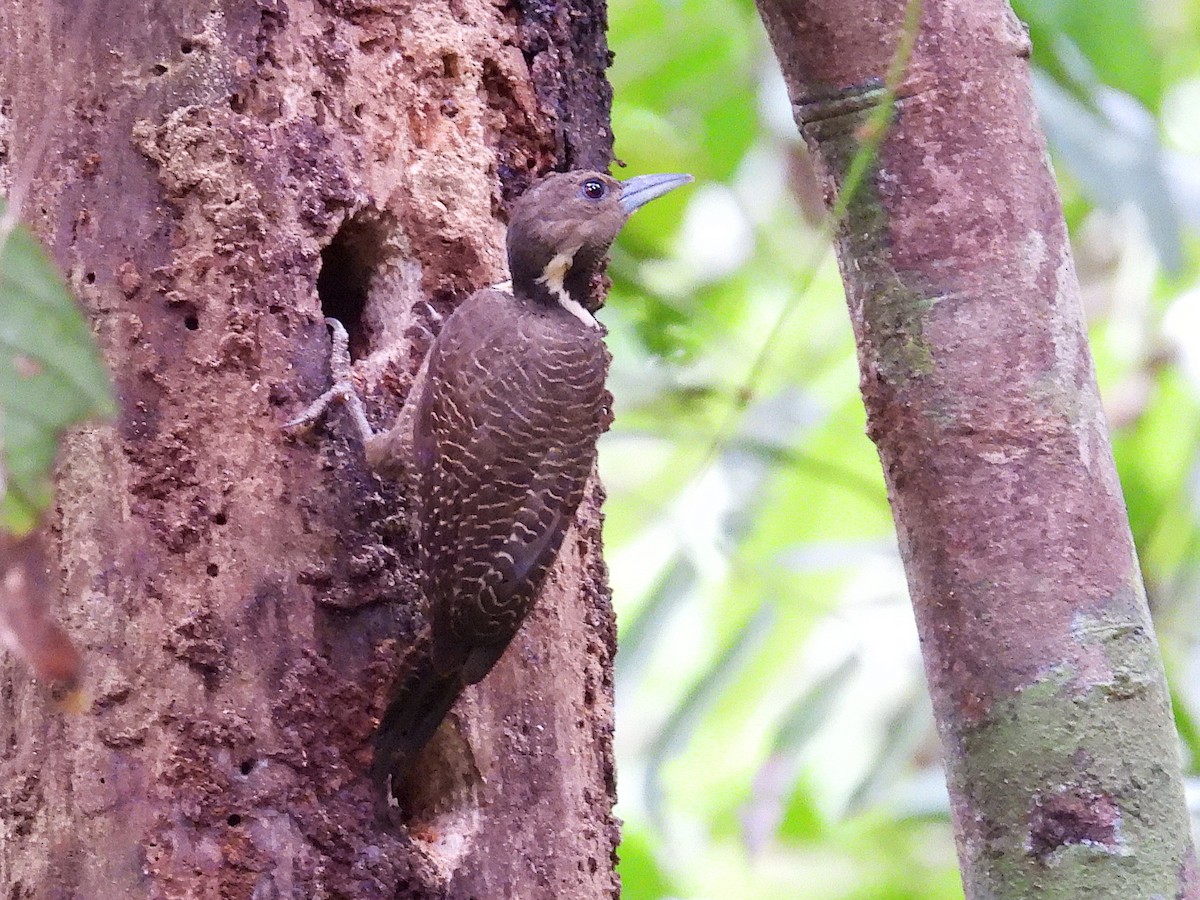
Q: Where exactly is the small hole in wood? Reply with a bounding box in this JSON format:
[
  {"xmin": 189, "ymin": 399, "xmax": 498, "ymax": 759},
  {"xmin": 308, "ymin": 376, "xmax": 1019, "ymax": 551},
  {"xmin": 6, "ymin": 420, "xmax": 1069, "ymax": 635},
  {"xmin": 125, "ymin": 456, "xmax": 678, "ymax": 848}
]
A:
[
  {"xmin": 184, "ymin": 314, "xmax": 199, "ymax": 331},
  {"xmin": 206, "ymin": 563, "xmax": 219, "ymax": 577},
  {"xmin": 226, "ymin": 814, "xmax": 242, "ymax": 827}
]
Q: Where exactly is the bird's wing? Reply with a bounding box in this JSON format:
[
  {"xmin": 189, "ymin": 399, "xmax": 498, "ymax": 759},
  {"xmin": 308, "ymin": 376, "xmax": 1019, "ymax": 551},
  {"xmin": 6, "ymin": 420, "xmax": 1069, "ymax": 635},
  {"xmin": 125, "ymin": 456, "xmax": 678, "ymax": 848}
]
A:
[{"xmin": 414, "ymin": 296, "xmax": 607, "ymax": 670}]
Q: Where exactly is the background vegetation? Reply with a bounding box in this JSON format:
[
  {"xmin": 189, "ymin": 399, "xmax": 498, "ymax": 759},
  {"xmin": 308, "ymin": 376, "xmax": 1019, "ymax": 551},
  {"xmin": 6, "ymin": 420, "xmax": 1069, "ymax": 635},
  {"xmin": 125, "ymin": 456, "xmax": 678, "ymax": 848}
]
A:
[{"xmin": 602, "ymin": 1, "xmax": 1200, "ymax": 897}]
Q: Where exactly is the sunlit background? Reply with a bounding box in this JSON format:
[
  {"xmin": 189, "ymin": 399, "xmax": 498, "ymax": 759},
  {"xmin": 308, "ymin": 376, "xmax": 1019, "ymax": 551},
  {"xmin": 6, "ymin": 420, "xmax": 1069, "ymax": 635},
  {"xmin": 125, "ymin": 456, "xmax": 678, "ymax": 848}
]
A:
[{"xmin": 600, "ymin": 1, "xmax": 1200, "ymax": 897}]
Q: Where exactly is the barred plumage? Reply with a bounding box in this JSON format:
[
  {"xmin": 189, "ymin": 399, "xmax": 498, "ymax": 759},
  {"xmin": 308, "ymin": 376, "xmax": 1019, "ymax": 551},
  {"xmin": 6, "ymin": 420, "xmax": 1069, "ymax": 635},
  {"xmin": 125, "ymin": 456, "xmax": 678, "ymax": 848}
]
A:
[{"xmin": 416, "ymin": 287, "xmax": 609, "ymax": 669}]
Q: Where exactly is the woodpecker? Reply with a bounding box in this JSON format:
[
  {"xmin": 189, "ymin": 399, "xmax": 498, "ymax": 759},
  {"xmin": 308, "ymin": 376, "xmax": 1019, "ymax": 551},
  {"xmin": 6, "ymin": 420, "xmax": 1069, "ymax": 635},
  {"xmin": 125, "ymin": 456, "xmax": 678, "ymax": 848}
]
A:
[{"xmin": 288, "ymin": 170, "xmax": 692, "ymax": 795}]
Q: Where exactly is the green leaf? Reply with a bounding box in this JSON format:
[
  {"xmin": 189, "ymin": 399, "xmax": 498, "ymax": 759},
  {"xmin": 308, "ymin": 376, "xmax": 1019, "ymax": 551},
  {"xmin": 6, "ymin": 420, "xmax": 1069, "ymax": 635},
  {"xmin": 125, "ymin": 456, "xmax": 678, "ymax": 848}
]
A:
[
  {"xmin": 1013, "ymin": 0, "xmax": 1163, "ymax": 109},
  {"xmin": 0, "ymin": 201, "xmax": 116, "ymax": 533},
  {"xmin": 616, "ymin": 823, "xmax": 679, "ymax": 900}
]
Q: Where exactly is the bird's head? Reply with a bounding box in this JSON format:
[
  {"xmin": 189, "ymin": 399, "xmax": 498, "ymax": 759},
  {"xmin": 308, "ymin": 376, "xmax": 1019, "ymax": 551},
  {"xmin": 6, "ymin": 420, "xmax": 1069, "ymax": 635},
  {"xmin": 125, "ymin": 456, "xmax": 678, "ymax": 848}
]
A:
[{"xmin": 506, "ymin": 170, "xmax": 693, "ymax": 326}]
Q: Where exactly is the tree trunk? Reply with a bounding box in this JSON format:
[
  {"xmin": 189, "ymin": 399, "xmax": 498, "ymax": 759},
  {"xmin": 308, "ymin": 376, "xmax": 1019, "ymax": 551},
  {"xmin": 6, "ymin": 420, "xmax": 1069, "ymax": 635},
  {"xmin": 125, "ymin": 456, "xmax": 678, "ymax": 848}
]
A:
[
  {"xmin": 755, "ymin": 0, "xmax": 1198, "ymax": 896},
  {"xmin": 0, "ymin": 2, "xmax": 619, "ymax": 897}
]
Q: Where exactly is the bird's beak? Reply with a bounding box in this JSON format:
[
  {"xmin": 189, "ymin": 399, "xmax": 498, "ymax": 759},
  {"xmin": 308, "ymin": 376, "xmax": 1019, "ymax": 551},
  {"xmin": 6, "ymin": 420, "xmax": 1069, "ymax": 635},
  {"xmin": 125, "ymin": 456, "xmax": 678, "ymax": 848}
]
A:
[{"xmin": 619, "ymin": 173, "xmax": 694, "ymax": 216}]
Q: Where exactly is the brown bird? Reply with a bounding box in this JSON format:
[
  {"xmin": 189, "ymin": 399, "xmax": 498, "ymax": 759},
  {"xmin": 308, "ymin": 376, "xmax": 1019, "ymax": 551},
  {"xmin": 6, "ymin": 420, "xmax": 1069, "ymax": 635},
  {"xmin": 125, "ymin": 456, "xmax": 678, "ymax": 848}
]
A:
[{"xmin": 289, "ymin": 169, "xmax": 692, "ymax": 795}]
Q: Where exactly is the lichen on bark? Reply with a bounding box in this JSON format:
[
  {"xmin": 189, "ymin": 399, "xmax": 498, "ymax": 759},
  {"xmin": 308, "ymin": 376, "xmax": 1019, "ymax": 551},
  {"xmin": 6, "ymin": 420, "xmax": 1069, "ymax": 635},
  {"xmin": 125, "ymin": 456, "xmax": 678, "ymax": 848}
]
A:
[
  {"xmin": 957, "ymin": 608, "xmax": 1189, "ymax": 896},
  {"xmin": 803, "ymin": 95, "xmax": 938, "ymax": 387}
]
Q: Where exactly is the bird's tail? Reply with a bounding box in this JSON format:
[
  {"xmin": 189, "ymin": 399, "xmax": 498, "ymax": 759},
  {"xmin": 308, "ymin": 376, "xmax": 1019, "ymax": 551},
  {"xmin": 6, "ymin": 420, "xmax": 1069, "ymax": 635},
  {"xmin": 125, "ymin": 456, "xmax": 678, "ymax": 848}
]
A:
[{"xmin": 371, "ymin": 658, "xmax": 464, "ymax": 794}]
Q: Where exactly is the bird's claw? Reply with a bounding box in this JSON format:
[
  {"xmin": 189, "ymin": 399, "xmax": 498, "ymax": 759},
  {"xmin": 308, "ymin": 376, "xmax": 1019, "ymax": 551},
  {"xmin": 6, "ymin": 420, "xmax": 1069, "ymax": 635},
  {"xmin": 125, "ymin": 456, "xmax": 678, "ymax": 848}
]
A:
[
  {"xmin": 283, "ymin": 381, "xmax": 355, "ymax": 433},
  {"xmin": 324, "ymin": 316, "xmax": 354, "ymax": 382},
  {"xmin": 283, "ymin": 318, "xmax": 370, "ymax": 439}
]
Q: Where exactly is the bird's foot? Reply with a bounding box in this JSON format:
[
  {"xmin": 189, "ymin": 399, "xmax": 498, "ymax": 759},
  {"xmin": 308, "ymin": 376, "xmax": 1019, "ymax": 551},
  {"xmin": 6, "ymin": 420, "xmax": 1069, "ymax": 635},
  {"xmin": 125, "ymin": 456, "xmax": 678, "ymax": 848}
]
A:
[
  {"xmin": 284, "ymin": 318, "xmax": 375, "ymax": 445},
  {"xmin": 418, "ymin": 300, "xmax": 444, "ymax": 325},
  {"xmin": 282, "ymin": 379, "xmax": 359, "ymax": 433}
]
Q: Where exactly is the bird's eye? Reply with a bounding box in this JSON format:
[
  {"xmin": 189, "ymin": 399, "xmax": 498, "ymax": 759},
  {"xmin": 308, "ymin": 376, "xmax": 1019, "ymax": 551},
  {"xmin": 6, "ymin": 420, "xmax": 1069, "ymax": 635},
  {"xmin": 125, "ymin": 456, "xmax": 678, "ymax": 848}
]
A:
[{"xmin": 581, "ymin": 179, "xmax": 607, "ymax": 201}]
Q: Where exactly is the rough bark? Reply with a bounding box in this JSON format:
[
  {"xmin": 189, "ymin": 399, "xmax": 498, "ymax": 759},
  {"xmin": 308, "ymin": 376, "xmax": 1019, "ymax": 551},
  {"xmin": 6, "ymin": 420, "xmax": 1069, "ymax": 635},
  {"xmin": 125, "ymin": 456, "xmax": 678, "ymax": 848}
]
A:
[
  {"xmin": 0, "ymin": 1, "xmax": 619, "ymax": 897},
  {"xmin": 755, "ymin": 0, "xmax": 1198, "ymax": 896}
]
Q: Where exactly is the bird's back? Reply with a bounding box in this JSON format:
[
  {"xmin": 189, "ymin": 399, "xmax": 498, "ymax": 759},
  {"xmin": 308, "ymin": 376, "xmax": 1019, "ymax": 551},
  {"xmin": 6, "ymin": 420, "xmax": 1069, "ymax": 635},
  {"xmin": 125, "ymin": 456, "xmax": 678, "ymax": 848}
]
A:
[{"xmin": 413, "ymin": 287, "xmax": 610, "ymax": 678}]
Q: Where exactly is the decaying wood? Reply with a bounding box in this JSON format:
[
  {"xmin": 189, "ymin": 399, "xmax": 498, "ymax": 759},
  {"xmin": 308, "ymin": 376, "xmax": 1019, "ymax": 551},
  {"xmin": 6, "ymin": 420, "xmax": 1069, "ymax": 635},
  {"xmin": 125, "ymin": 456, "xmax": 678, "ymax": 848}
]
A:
[{"xmin": 0, "ymin": 1, "xmax": 619, "ymax": 896}]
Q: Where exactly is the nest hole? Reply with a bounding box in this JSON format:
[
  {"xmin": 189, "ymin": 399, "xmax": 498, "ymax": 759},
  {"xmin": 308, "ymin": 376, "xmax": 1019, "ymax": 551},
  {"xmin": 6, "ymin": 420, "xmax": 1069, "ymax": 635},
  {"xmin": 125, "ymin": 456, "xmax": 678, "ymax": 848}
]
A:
[{"xmin": 317, "ymin": 211, "xmax": 390, "ymax": 361}]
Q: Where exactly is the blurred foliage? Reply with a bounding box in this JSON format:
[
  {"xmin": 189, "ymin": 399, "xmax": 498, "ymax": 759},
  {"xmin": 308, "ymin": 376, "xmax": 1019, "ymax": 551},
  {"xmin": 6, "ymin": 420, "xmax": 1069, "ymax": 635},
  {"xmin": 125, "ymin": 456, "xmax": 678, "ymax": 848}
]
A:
[
  {"xmin": 0, "ymin": 202, "xmax": 111, "ymax": 689},
  {"xmin": 603, "ymin": 1, "xmax": 1200, "ymax": 897},
  {"xmin": 0, "ymin": 202, "xmax": 116, "ymax": 534}
]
